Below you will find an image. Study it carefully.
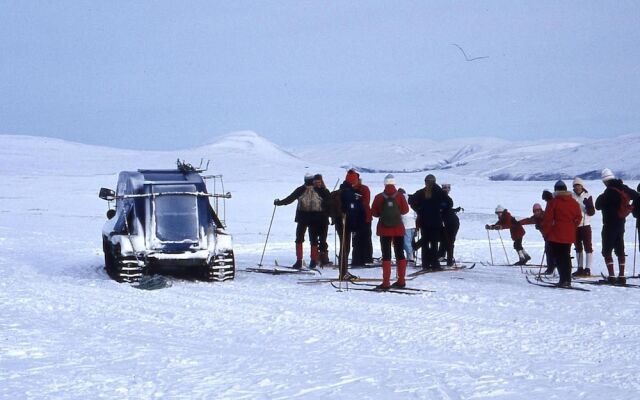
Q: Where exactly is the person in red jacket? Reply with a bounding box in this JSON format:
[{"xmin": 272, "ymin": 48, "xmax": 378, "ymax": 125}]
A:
[
  {"xmin": 520, "ymin": 203, "xmax": 555, "ymax": 274},
  {"xmin": 542, "ymin": 180, "xmax": 582, "ymax": 287},
  {"xmin": 371, "ymin": 174, "xmax": 409, "ymax": 289},
  {"xmin": 486, "ymin": 205, "xmax": 530, "ymax": 265}
]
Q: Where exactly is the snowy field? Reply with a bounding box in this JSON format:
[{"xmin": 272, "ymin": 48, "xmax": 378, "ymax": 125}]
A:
[{"xmin": 1, "ymin": 133, "xmax": 640, "ymax": 399}]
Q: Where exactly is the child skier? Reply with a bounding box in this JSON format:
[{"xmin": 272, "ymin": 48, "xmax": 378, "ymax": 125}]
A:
[{"xmin": 486, "ymin": 205, "xmax": 530, "ymax": 265}]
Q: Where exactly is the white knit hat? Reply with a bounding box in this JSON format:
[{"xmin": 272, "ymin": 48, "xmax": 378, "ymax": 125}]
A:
[
  {"xmin": 573, "ymin": 177, "xmax": 585, "ymax": 187},
  {"xmin": 601, "ymin": 168, "xmax": 615, "ymax": 182},
  {"xmin": 495, "ymin": 205, "xmax": 505, "ymax": 213},
  {"xmin": 384, "ymin": 174, "xmax": 395, "ymax": 185}
]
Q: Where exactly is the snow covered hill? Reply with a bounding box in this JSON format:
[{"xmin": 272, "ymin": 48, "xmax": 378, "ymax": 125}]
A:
[
  {"xmin": 296, "ymin": 133, "xmax": 640, "ymax": 181},
  {"xmin": 1, "ymin": 132, "xmax": 640, "ymax": 399}
]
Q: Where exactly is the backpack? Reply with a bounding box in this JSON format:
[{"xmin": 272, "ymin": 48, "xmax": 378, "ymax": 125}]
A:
[
  {"xmin": 297, "ymin": 186, "xmax": 323, "ymax": 212},
  {"xmin": 611, "ymin": 187, "xmax": 633, "ymax": 219},
  {"xmin": 341, "ymin": 187, "xmax": 365, "ymax": 230},
  {"xmin": 379, "ymin": 193, "xmax": 402, "ymax": 227},
  {"xmin": 326, "ymin": 190, "xmax": 342, "ymax": 219}
]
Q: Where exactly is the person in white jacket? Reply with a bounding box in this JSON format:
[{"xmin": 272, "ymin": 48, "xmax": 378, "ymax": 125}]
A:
[
  {"xmin": 571, "ymin": 177, "xmax": 596, "ymax": 276},
  {"xmin": 398, "ymin": 188, "xmax": 417, "ymax": 264}
]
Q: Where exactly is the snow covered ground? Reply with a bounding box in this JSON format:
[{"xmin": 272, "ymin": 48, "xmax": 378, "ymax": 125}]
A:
[{"xmin": 1, "ymin": 132, "xmax": 640, "ymax": 399}]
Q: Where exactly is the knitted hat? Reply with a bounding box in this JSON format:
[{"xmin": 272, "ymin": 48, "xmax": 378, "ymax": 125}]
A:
[
  {"xmin": 572, "ymin": 177, "xmax": 585, "ymax": 187},
  {"xmin": 601, "ymin": 168, "xmax": 615, "ymax": 182},
  {"xmin": 313, "ymin": 173, "xmax": 323, "ymax": 181},
  {"xmin": 542, "ymin": 190, "xmax": 553, "ymax": 201},
  {"xmin": 345, "ymin": 170, "xmax": 359, "ymax": 186},
  {"xmin": 533, "ymin": 203, "xmax": 543, "ymax": 212},
  {"xmin": 495, "ymin": 205, "xmax": 505, "ymax": 213},
  {"xmin": 554, "ymin": 180, "xmax": 567, "ymax": 191},
  {"xmin": 383, "ymin": 174, "xmax": 395, "ymax": 185},
  {"xmin": 425, "ymin": 174, "xmax": 436, "ymax": 183},
  {"xmin": 304, "ymin": 173, "xmax": 314, "ymax": 184},
  {"xmin": 441, "ymin": 183, "xmax": 451, "ymax": 191}
]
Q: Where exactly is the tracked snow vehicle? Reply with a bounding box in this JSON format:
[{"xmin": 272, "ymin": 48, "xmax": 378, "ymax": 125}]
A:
[{"xmin": 99, "ymin": 161, "xmax": 234, "ymax": 283}]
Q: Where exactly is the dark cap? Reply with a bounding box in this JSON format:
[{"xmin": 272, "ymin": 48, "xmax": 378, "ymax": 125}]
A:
[{"xmin": 554, "ymin": 180, "xmax": 567, "ymax": 191}]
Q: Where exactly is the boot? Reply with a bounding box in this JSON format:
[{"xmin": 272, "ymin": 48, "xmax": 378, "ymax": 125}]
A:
[
  {"xmin": 392, "ymin": 259, "xmax": 407, "ymax": 288},
  {"xmin": 522, "ymin": 250, "xmax": 531, "ymax": 263},
  {"xmin": 376, "ymin": 260, "xmax": 392, "ymax": 289},
  {"xmin": 617, "ymin": 260, "xmax": 626, "ymax": 285},
  {"xmin": 319, "ymin": 251, "xmax": 331, "ymax": 266},
  {"xmin": 605, "ymin": 256, "xmax": 615, "ymax": 276},
  {"xmin": 572, "ymin": 267, "xmax": 586, "ymax": 277},
  {"xmin": 514, "ymin": 250, "xmax": 526, "ymax": 265},
  {"xmin": 584, "ymin": 253, "xmax": 593, "ymax": 276},
  {"xmin": 309, "ymin": 245, "xmax": 318, "ymax": 269},
  {"xmin": 544, "ymin": 266, "xmax": 555, "ymax": 275},
  {"xmin": 292, "ymin": 243, "xmax": 303, "ymax": 269}
]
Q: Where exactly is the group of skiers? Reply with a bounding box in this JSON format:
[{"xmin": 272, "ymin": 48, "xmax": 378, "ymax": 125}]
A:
[
  {"xmin": 274, "ymin": 167, "xmax": 640, "ymax": 289},
  {"xmin": 274, "ymin": 170, "xmax": 462, "ymax": 289},
  {"xmin": 485, "ymin": 168, "xmax": 640, "ymax": 287}
]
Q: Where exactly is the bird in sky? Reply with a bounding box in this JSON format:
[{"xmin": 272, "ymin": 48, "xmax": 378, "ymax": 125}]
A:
[{"xmin": 452, "ymin": 43, "xmax": 489, "ymax": 61}]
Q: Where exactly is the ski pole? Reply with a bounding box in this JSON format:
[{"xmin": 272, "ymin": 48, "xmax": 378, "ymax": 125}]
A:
[
  {"xmin": 497, "ymin": 229, "xmax": 511, "ymax": 266},
  {"xmin": 338, "ymin": 214, "xmax": 348, "ymax": 291},
  {"xmin": 537, "ymin": 250, "xmax": 546, "ymax": 277},
  {"xmin": 634, "ymin": 226, "xmax": 637, "ymax": 277},
  {"xmin": 486, "ymin": 228, "xmax": 494, "ymax": 265},
  {"xmin": 258, "ymin": 205, "xmax": 277, "ymax": 267}
]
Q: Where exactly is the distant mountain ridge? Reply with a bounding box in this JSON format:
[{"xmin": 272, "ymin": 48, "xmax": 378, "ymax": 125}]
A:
[
  {"xmin": 295, "ymin": 134, "xmax": 640, "ymax": 181},
  {"xmin": 1, "ymin": 132, "xmax": 637, "ymax": 181}
]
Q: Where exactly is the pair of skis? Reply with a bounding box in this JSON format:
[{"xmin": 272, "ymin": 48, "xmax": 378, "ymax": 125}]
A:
[
  {"xmin": 407, "ymin": 263, "xmax": 475, "ymax": 278},
  {"xmin": 525, "ymin": 276, "xmax": 590, "ymax": 292},
  {"xmin": 329, "ymin": 281, "xmax": 434, "ymax": 295}
]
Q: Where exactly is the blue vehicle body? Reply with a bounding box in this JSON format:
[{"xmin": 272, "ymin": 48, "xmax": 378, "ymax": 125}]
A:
[{"xmin": 100, "ymin": 168, "xmax": 234, "ymax": 282}]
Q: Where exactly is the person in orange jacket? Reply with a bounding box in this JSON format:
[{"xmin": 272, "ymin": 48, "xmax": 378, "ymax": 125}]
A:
[
  {"xmin": 371, "ymin": 174, "xmax": 409, "ymax": 289},
  {"xmin": 542, "ymin": 180, "xmax": 582, "ymax": 287}
]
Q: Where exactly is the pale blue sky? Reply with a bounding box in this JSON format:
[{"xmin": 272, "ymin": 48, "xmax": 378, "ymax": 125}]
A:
[{"xmin": 1, "ymin": 1, "xmax": 639, "ymax": 149}]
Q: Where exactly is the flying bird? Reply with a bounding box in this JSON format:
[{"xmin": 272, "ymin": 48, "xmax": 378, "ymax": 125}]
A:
[{"xmin": 452, "ymin": 43, "xmax": 489, "ymax": 62}]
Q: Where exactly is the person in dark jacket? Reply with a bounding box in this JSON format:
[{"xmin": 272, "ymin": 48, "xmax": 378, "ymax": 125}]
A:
[
  {"xmin": 331, "ymin": 169, "xmax": 366, "ymax": 280},
  {"xmin": 274, "ymin": 173, "xmax": 330, "ymax": 269},
  {"xmin": 437, "ymin": 183, "xmax": 462, "ymax": 266},
  {"xmin": 486, "ymin": 205, "xmax": 530, "ymax": 265},
  {"xmin": 371, "ymin": 174, "xmax": 409, "ymax": 289},
  {"xmin": 633, "ymin": 183, "xmax": 640, "ymax": 262},
  {"xmin": 595, "ymin": 168, "xmax": 639, "ymax": 284},
  {"xmin": 409, "ymin": 174, "xmax": 448, "ymax": 269},
  {"xmin": 352, "ymin": 174, "xmax": 374, "ymax": 265},
  {"xmin": 542, "ymin": 180, "xmax": 582, "ymax": 287}
]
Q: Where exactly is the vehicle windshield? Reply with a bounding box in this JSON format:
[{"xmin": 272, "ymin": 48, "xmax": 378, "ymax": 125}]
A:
[{"xmin": 153, "ymin": 185, "xmax": 199, "ymax": 242}]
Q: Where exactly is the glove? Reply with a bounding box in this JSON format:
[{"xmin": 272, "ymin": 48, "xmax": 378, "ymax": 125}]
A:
[
  {"xmin": 274, "ymin": 199, "xmax": 281, "ymax": 206},
  {"xmin": 583, "ymin": 198, "xmax": 589, "ymax": 206},
  {"xmin": 485, "ymin": 224, "xmax": 490, "ymax": 230},
  {"xmin": 454, "ymin": 206, "xmax": 463, "ymax": 213}
]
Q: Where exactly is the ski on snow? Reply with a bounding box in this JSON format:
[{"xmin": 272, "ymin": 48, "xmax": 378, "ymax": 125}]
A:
[
  {"xmin": 244, "ymin": 266, "xmax": 320, "ymax": 276},
  {"xmin": 407, "ymin": 263, "xmax": 475, "ymax": 278},
  {"xmin": 348, "ymin": 281, "xmax": 435, "ymax": 293},
  {"xmin": 329, "ymin": 282, "xmax": 427, "ymax": 295},
  {"xmin": 297, "ymin": 277, "xmax": 383, "ymax": 284},
  {"xmin": 525, "ymin": 276, "xmax": 590, "ymax": 292}
]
